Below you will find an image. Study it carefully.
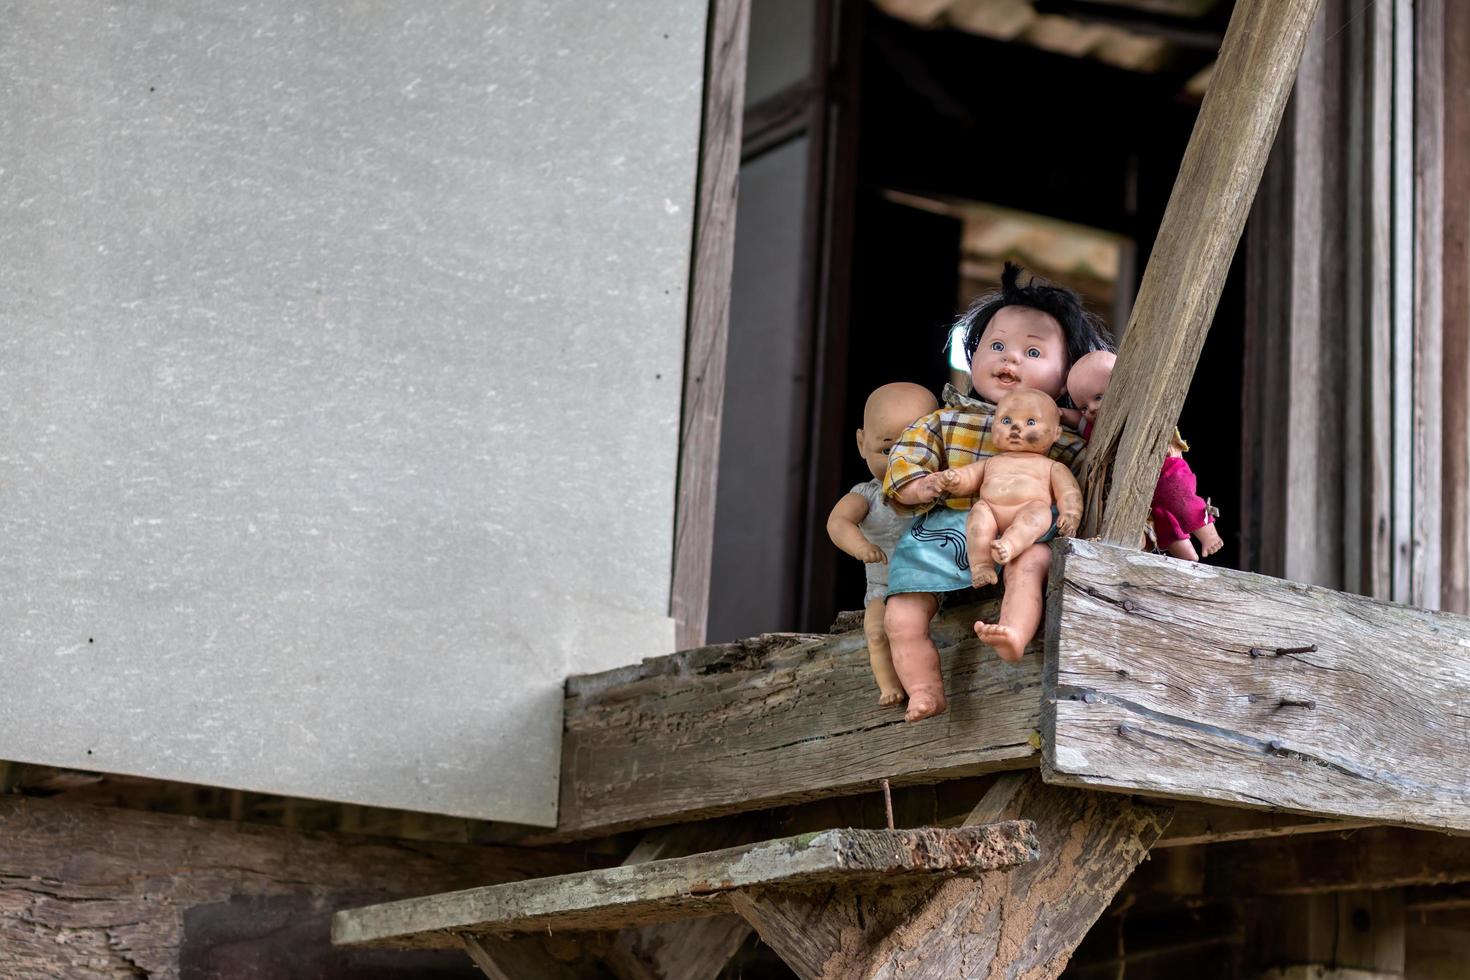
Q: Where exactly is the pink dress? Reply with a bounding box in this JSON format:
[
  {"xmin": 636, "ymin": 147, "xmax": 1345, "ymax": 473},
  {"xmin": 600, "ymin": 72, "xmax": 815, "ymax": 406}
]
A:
[{"xmin": 1151, "ymin": 455, "xmax": 1211, "ymax": 547}]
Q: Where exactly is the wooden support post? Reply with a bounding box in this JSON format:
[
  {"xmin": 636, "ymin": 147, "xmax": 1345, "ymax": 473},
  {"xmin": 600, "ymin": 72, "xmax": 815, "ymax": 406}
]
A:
[
  {"xmin": 671, "ymin": 0, "xmax": 752, "ymax": 648},
  {"xmin": 1081, "ymin": 0, "xmax": 1324, "ymax": 542},
  {"xmin": 730, "ymin": 773, "xmax": 1171, "ymax": 979},
  {"xmin": 1249, "ymin": 890, "xmax": 1405, "ymax": 979}
]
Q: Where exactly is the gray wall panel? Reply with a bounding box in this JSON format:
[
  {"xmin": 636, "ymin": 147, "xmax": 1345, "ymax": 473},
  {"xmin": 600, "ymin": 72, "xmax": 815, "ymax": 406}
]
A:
[{"xmin": 0, "ymin": 0, "xmax": 705, "ymax": 825}]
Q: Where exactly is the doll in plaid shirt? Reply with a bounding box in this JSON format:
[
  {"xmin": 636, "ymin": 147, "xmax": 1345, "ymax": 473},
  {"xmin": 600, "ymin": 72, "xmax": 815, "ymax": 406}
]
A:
[{"xmin": 881, "ymin": 263, "xmax": 1112, "ymax": 722}]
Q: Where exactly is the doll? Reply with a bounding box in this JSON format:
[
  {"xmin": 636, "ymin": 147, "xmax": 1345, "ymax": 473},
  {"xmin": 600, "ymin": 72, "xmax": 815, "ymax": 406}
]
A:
[
  {"xmin": 1065, "ymin": 350, "xmax": 1223, "ymax": 561},
  {"xmin": 882, "ymin": 264, "xmax": 1113, "ymax": 722},
  {"xmin": 918, "ymin": 390, "xmax": 1084, "ymax": 635},
  {"xmin": 826, "ymin": 382, "xmax": 940, "ymax": 706}
]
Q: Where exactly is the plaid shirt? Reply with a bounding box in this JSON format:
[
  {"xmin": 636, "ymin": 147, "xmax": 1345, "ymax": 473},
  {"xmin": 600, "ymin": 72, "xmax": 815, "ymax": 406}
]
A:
[{"xmin": 882, "ymin": 384, "xmax": 1087, "ymax": 514}]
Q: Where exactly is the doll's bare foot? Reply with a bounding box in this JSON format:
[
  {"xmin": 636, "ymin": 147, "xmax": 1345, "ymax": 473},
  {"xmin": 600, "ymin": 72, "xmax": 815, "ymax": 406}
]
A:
[
  {"xmin": 970, "ymin": 564, "xmax": 999, "ymax": 588},
  {"xmin": 975, "ymin": 622, "xmax": 1027, "ymax": 663},
  {"xmin": 904, "ymin": 685, "xmax": 948, "ymax": 722},
  {"xmin": 1193, "ymin": 523, "xmax": 1223, "ymax": 558},
  {"xmin": 879, "ymin": 686, "xmax": 906, "ymax": 707},
  {"xmin": 990, "ymin": 539, "xmax": 1015, "ymax": 565},
  {"xmin": 1166, "ymin": 538, "xmax": 1199, "ymax": 561}
]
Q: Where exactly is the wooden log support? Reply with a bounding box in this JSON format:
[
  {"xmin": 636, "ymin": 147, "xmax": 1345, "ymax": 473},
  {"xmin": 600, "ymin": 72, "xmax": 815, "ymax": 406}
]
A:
[
  {"xmin": 0, "ymin": 796, "xmax": 585, "ymax": 978},
  {"xmin": 1081, "ymin": 0, "xmax": 1323, "ymax": 542},
  {"xmin": 1044, "ymin": 538, "xmax": 1470, "ymax": 833},
  {"xmin": 557, "ymin": 607, "xmax": 1043, "ymax": 839},
  {"xmin": 1210, "ymin": 828, "xmax": 1470, "ymax": 895},
  {"xmin": 331, "ymin": 823, "xmax": 1039, "ymax": 951},
  {"xmin": 731, "ymin": 773, "xmax": 1171, "ymax": 979}
]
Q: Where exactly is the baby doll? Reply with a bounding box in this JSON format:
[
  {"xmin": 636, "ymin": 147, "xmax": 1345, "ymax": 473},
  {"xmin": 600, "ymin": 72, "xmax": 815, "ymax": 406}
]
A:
[
  {"xmin": 1066, "ymin": 350, "xmax": 1223, "ymax": 561},
  {"xmin": 827, "ymin": 382, "xmax": 940, "ymax": 706},
  {"xmin": 921, "ymin": 390, "xmax": 1084, "ymax": 619},
  {"xmin": 882, "ymin": 264, "xmax": 1113, "ymax": 722}
]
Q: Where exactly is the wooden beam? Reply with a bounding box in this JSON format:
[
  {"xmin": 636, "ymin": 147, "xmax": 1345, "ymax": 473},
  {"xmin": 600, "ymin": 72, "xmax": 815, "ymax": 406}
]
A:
[
  {"xmin": 1043, "ymin": 538, "xmax": 1470, "ymax": 833},
  {"xmin": 1155, "ymin": 803, "xmax": 1380, "ymax": 849},
  {"xmin": 1442, "ymin": 0, "xmax": 1470, "ymax": 615},
  {"xmin": 332, "ymin": 823, "xmax": 1039, "ymax": 950},
  {"xmin": 1211, "ymin": 829, "xmax": 1470, "ymax": 894},
  {"xmin": 732, "ymin": 774, "xmax": 1171, "ymax": 979},
  {"xmin": 0, "ymin": 796, "xmax": 583, "ymax": 977},
  {"xmin": 557, "ymin": 606, "xmax": 1043, "ymax": 839},
  {"xmin": 671, "ymin": 0, "xmax": 751, "ymax": 649},
  {"xmin": 1081, "ymin": 0, "xmax": 1323, "ymax": 543}
]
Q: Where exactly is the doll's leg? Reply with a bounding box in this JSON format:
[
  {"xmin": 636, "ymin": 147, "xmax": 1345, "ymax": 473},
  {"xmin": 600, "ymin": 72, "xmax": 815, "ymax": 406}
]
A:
[
  {"xmin": 1166, "ymin": 537, "xmax": 1199, "ymax": 561},
  {"xmin": 975, "ymin": 542, "xmax": 1050, "ymax": 663},
  {"xmin": 885, "ymin": 591, "xmax": 946, "ymax": 722},
  {"xmin": 1191, "ymin": 522, "xmax": 1224, "ymax": 557},
  {"xmin": 965, "ymin": 502, "xmax": 1000, "ymax": 588},
  {"xmin": 863, "ymin": 597, "xmax": 905, "ymax": 706},
  {"xmin": 991, "ymin": 501, "xmax": 1054, "ymax": 565}
]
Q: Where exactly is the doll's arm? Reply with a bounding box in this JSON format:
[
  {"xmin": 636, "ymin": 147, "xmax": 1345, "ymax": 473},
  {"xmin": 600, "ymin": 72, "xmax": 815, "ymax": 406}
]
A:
[
  {"xmin": 1051, "ymin": 462, "xmax": 1084, "ymax": 536},
  {"xmin": 934, "ymin": 458, "xmax": 986, "ymax": 497},
  {"xmin": 827, "ymin": 493, "xmax": 886, "ymax": 563},
  {"xmin": 891, "ymin": 471, "xmax": 947, "ymax": 507},
  {"xmin": 1058, "ymin": 406, "xmax": 1083, "ymax": 430},
  {"xmin": 882, "ymin": 413, "xmax": 945, "ymax": 514}
]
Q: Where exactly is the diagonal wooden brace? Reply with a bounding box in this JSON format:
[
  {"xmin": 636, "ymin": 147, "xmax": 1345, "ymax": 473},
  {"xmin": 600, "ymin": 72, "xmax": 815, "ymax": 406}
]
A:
[{"xmin": 731, "ymin": 774, "xmax": 1171, "ymax": 980}]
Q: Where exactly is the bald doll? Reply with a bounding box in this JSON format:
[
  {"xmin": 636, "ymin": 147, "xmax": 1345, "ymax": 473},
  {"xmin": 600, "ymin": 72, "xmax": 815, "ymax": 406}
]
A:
[{"xmin": 827, "ymin": 382, "xmax": 939, "ymax": 706}]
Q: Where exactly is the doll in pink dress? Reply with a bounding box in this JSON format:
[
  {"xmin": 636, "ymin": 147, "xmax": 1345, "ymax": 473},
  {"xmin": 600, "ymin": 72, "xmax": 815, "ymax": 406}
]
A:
[{"xmin": 1065, "ymin": 351, "xmax": 1223, "ymax": 561}]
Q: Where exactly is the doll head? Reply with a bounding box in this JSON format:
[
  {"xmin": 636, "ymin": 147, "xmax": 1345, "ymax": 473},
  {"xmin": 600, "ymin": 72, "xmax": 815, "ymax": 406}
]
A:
[
  {"xmin": 955, "ymin": 263, "xmax": 1113, "ymax": 405},
  {"xmin": 857, "ymin": 382, "xmax": 939, "ymax": 479},
  {"xmin": 993, "ymin": 389, "xmax": 1063, "ymax": 455},
  {"xmin": 1066, "ymin": 350, "xmax": 1117, "ymax": 425}
]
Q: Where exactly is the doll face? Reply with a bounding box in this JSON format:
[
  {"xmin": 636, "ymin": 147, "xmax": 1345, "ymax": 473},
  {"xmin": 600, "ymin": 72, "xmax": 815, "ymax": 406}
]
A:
[
  {"xmin": 857, "ymin": 382, "xmax": 938, "ymax": 479},
  {"xmin": 1066, "ymin": 351, "xmax": 1116, "ymax": 424},
  {"xmin": 993, "ymin": 389, "xmax": 1061, "ymax": 455},
  {"xmin": 970, "ymin": 306, "xmax": 1068, "ymax": 404}
]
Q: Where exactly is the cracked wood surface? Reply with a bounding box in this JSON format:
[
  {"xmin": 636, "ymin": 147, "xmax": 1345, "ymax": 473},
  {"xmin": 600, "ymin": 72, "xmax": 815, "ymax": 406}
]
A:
[
  {"xmin": 332, "ymin": 823, "xmax": 1038, "ymax": 951},
  {"xmin": 731, "ymin": 774, "xmax": 1170, "ymax": 980},
  {"xmin": 557, "ymin": 607, "xmax": 1043, "ymax": 839},
  {"xmin": 1043, "ymin": 538, "xmax": 1470, "ymax": 832},
  {"xmin": 0, "ymin": 795, "xmax": 583, "ymax": 980}
]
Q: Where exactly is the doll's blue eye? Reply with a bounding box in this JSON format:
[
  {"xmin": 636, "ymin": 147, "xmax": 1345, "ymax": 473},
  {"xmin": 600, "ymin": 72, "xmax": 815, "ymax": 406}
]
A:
[
  {"xmin": 1001, "ymin": 417, "xmax": 1011, "ymax": 425},
  {"xmin": 990, "ymin": 341, "xmax": 1004, "ymax": 352},
  {"xmin": 1027, "ymin": 419, "xmax": 1036, "ymax": 426},
  {"xmin": 1026, "ymin": 347, "xmax": 1041, "ymax": 358}
]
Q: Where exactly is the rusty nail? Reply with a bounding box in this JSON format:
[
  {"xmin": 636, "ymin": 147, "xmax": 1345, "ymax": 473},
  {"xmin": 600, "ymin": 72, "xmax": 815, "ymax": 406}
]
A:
[
  {"xmin": 1122, "ymin": 599, "xmax": 1136, "ymax": 612},
  {"xmin": 1276, "ymin": 644, "xmax": 1318, "ymax": 655},
  {"xmin": 1267, "ymin": 739, "xmax": 1285, "ymax": 753},
  {"xmin": 1277, "ymin": 698, "xmax": 1316, "ymax": 709},
  {"xmin": 880, "ymin": 778, "xmax": 894, "ymax": 831},
  {"xmin": 1248, "ymin": 647, "xmax": 1267, "ymax": 658}
]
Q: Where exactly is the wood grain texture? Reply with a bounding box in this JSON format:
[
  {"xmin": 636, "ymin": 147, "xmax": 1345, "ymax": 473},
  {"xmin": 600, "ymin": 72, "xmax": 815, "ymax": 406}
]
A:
[
  {"xmin": 671, "ymin": 0, "xmax": 752, "ymax": 649},
  {"xmin": 557, "ymin": 607, "xmax": 1044, "ymax": 839},
  {"xmin": 1043, "ymin": 538, "xmax": 1470, "ymax": 831},
  {"xmin": 1443, "ymin": 0, "xmax": 1470, "ymax": 615},
  {"xmin": 1154, "ymin": 803, "xmax": 1378, "ymax": 849},
  {"xmin": 332, "ymin": 824, "xmax": 1039, "ymax": 950},
  {"xmin": 1412, "ymin": 0, "xmax": 1444, "ymax": 609},
  {"xmin": 1081, "ymin": 0, "xmax": 1323, "ymax": 544},
  {"xmin": 0, "ymin": 796, "xmax": 582, "ymax": 980},
  {"xmin": 731, "ymin": 774, "xmax": 1169, "ymax": 980}
]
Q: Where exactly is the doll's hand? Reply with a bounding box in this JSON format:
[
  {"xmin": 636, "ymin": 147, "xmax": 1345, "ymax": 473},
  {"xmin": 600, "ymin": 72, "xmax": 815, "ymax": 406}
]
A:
[
  {"xmin": 934, "ymin": 469, "xmax": 964, "ymax": 494},
  {"xmin": 856, "ymin": 542, "xmax": 886, "ymax": 564},
  {"xmin": 908, "ymin": 473, "xmax": 945, "ymax": 504},
  {"xmin": 1056, "ymin": 510, "xmax": 1081, "ymax": 537}
]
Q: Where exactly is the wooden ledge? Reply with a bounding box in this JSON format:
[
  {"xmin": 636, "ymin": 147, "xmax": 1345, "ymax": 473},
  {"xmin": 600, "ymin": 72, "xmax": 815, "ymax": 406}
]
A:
[{"xmin": 331, "ymin": 822, "xmax": 1038, "ymax": 950}]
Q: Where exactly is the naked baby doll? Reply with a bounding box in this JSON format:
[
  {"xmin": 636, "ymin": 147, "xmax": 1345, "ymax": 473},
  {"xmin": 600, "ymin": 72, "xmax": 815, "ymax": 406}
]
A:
[
  {"xmin": 826, "ymin": 382, "xmax": 940, "ymax": 706},
  {"xmin": 920, "ymin": 391, "xmax": 1084, "ymax": 664},
  {"xmin": 1066, "ymin": 350, "xmax": 1223, "ymax": 561},
  {"xmin": 881, "ymin": 263, "xmax": 1113, "ymax": 722}
]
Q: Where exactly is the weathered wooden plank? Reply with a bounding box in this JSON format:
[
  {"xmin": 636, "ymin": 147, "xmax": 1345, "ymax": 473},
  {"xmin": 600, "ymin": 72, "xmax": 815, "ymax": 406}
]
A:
[
  {"xmin": 1081, "ymin": 0, "xmax": 1324, "ymax": 544},
  {"xmin": 1210, "ymin": 828, "xmax": 1470, "ymax": 895},
  {"xmin": 1154, "ymin": 803, "xmax": 1379, "ymax": 849},
  {"xmin": 558, "ymin": 606, "xmax": 1044, "ymax": 839},
  {"xmin": 1043, "ymin": 538, "xmax": 1470, "ymax": 831},
  {"xmin": 0, "ymin": 796, "xmax": 580, "ymax": 979},
  {"xmin": 332, "ymin": 823, "xmax": 1039, "ymax": 951},
  {"xmin": 731, "ymin": 773, "xmax": 1170, "ymax": 980},
  {"xmin": 1443, "ymin": 0, "xmax": 1470, "ymax": 615},
  {"xmin": 671, "ymin": 0, "xmax": 752, "ymax": 649}
]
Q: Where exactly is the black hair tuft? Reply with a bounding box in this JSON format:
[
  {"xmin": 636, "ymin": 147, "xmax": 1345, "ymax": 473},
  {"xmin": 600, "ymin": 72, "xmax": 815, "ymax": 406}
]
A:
[{"xmin": 952, "ymin": 261, "xmax": 1115, "ymax": 372}]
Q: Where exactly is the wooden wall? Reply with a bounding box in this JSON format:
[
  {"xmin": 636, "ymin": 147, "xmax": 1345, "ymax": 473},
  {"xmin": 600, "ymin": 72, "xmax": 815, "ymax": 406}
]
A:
[{"xmin": 1243, "ymin": 0, "xmax": 1464, "ymax": 610}]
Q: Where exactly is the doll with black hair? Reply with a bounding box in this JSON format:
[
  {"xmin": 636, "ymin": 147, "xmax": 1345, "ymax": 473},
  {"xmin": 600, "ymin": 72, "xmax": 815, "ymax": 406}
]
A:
[{"xmin": 881, "ymin": 263, "xmax": 1113, "ymax": 722}]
